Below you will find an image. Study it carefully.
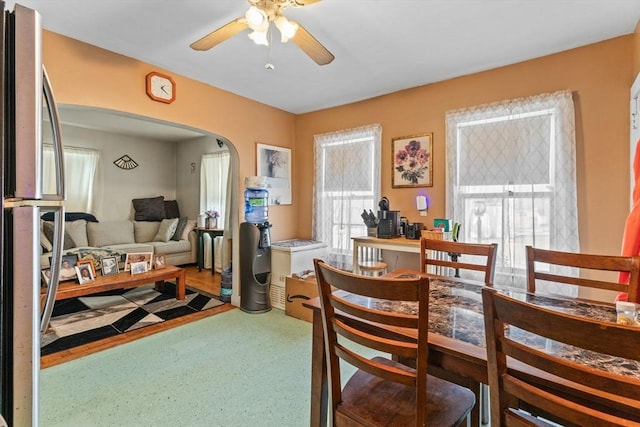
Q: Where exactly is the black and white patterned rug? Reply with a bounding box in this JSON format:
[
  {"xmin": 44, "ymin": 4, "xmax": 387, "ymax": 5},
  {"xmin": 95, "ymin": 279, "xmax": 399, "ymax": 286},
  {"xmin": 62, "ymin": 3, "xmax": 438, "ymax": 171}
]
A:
[{"xmin": 41, "ymin": 283, "xmax": 225, "ymax": 356}]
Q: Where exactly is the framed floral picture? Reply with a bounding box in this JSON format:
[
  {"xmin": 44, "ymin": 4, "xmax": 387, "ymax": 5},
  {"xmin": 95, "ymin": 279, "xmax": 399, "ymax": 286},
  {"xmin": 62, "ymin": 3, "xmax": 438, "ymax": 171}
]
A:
[
  {"xmin": 392, "ymin": 133, "xmax": 433, "ymax": 188},
  {"xmin": 256, "ymin": 143, "xmax": 291, "ymax": 205}
]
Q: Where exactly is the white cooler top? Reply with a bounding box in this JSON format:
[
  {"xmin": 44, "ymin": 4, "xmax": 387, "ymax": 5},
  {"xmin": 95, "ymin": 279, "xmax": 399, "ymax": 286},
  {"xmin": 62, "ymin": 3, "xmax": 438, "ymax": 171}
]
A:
[{"xmin": 271, "ymin": 239, "xmax": 327, "ymax": 253}]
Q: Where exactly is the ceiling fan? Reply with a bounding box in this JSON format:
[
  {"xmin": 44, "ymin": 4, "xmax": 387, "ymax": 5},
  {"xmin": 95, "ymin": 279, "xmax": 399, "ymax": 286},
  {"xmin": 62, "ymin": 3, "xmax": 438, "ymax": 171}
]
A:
[{"xmin": 190, "ymin": 0, "xmax": 334, "ymax": 66}]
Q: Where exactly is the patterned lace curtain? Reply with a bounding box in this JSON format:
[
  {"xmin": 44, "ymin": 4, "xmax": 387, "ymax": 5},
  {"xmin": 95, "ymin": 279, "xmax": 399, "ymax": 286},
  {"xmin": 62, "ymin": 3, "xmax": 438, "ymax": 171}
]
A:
[
  {"xmin": 43, "ymin": 145, "xmax": 101, "ymax": 213},
  {"xmin": 446, "ymin": 90, "xmax": 579, "ymax": 296},
  {"xmin": 313, "ymin": 124, "xmax": 382, "ymax": 270}
]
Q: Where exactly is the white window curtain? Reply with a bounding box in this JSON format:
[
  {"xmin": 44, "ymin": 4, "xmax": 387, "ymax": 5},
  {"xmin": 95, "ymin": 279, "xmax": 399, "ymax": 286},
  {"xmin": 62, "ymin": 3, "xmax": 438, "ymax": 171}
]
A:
[
  {"xmin": 445, "ymin": 90, "xmax": 579, "ymax": 295},
  {"xmin": 200, "ymin": 151, "xmax": 230, "ymax": 229},
  {"xmin": 43, "ymin": 145, "xmax": 100, "ymax": 213},
  {"xmin": 313, "ymin": 124, "xmax": 382, "ymax": 271}
]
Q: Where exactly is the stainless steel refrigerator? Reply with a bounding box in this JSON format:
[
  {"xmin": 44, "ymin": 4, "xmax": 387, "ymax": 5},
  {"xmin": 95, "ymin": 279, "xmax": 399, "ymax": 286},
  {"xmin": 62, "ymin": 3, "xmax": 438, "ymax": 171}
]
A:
[{"xmin": 1, "ymin": 2, "xmax": 65, "ymax": 426}]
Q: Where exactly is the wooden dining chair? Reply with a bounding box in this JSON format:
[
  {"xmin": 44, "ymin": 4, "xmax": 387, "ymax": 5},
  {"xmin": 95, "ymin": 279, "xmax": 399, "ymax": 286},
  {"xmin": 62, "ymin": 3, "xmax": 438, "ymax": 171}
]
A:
[
  {"xmin": 482, "ymin": 287, "xmax": 640, "ymax": 426},
  {"xmin": 419, "ymin": 238, "xmax": 497, "ymax": 425},
  {"xmin": 525, "ymin": 245, "xmax": 640, "ymax": 302},
  {"xmin": 313, "ymin": 259, "xmax": 475, "ymax": 427},
  {"xmin": 420, "ymin": 238, "xmax": 498, "ymax": 285}
]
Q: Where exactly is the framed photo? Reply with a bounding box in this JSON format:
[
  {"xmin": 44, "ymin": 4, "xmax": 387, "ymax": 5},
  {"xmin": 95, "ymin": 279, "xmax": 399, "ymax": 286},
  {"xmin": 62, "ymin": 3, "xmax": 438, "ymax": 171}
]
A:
[
  {"xmin": 41, "ymin": 269, "xmax": 51, "ymax": 287},
  {"xmin": 49, "ymin": 254, "xmax": 79, "ymax": 282},
  {"xmin": 76, "ymin": 259, "xmax": 96, "ymax": 278},
  {"xmin": 256, "ymin": 143, "xmax": 291, "ymax": 205},
  {"xmin": 154, "ymin": 254, "xmax": 166, "ymax": 269},
  {"xmin": 100, "ymin": 256, "xmax": 119, "ymax": 276},
  {"xmin": 392, "ymin": 133, "xmax": 433, "ymax": 188},
  {"xmin": 75, "ymin": 264, "xmax": 95, "ymax": 284},
  {"xmin": 124, "ymin": 252, "xmax": 153, "ymax": 271},
  {"xmin": 130, "ymin": 261, "xmax": 148, "ymax": 275}
]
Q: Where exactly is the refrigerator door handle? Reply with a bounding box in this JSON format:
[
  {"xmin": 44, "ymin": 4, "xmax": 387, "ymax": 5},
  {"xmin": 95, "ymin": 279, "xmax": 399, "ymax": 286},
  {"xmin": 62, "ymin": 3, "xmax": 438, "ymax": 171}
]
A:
[
  {"xmin": 40, "ymin": 206, "xmax": 65, "ymax": 334},
  {"xmin": 39, "ymin": 66, "xmax": 66, "ymax": 333},
  {"xmin": 42, "ymin": 65, "xmax": 65, "ymax": 201}
]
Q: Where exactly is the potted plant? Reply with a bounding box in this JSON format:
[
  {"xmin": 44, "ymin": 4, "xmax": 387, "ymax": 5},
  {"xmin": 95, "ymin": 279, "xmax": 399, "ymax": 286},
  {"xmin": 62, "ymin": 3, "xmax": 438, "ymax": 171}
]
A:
[{"xmin": 205, "ymin": 208, "xmax": 220, "ymax": 229}]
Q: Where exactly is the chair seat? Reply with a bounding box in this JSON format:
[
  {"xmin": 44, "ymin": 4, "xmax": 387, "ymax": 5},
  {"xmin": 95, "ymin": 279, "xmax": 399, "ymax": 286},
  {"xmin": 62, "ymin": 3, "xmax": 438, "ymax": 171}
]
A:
[
  {"xmin": 358, "ymin": 261, "xmax": 388, "ymax": 277},
  {"xmin": 337, "ymin": 357, "xmax": 475, "ymax": 427}
]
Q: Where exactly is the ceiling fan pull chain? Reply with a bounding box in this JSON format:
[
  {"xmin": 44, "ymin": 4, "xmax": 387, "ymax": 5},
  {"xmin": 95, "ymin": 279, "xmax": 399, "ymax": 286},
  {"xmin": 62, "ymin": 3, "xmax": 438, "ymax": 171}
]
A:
[{"xmin": 265, "ymin": 27, "xmax": 275, "ymax": 70}]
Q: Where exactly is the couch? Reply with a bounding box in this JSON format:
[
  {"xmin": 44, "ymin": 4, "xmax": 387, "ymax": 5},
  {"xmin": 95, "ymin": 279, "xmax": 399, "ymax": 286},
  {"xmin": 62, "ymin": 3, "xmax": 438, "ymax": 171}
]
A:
[{"xmin": 40, "ymin": 217, "xmax": 198, "ymax": 269}]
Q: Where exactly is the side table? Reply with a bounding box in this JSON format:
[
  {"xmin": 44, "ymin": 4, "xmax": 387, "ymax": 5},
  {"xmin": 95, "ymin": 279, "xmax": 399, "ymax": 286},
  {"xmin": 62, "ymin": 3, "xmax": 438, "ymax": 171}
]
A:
[{"xmin": 196, "ymin": 227, "xmax": 224, "ymax": 275}]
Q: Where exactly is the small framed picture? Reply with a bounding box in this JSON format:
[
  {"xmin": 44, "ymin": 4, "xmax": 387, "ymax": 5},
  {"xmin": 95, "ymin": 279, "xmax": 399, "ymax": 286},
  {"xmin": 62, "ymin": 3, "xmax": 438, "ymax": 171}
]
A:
[
  {"xmin": 75, "ymin": 264, "xmax": 95, "ymax": 284},
  {"xmin": 154, "ymin": 254, "xmax": 166, "ymax": 269},
  {"xmin": 256, "ymin": 143, "xmax": 292, "ymax": 205},
  {"xmin": 41, "ymin": 269, "xmax": 51, "ymax": 287},
  {"xmin": 49, "ymin": 254, "xmax": 79, "ymax": 282},
  {"xmin": 76, "ymin": 259, "xmax": 96, "ymax": 278},
  {"xmin": 100, "ymin": 256, "xmax": 119, "ymax": 276},
  {"xmin": 124, "ymin": 252, "xmax": 153, "ymax": 271},
  {"xmin": 130, "ymin": 261, "xmax": 148, "ymax": 275}
]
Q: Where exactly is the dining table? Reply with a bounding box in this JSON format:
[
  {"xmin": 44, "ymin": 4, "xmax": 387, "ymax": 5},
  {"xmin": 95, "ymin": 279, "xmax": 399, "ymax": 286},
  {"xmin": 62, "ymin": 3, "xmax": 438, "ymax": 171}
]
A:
[{"xmin": 303, "ymin": 269, "xmax": 640, "ymax": 427}]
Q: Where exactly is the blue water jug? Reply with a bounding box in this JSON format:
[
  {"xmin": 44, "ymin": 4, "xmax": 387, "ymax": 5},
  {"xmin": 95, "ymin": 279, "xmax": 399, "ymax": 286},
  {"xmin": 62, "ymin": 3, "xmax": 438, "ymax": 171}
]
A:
[{"xmin": 244, "ymin": 188, "xmax": 269, "ymax": 223}]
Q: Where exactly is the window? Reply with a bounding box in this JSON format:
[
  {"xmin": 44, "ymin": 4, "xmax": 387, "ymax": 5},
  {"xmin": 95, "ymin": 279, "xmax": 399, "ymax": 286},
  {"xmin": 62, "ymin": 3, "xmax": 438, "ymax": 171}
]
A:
[
  {"xmin": 200, "ymin": 151, "xmax": 230, "ymax": 229},
  {"xmin": 313, "ymin": 124, "xmax": 382, "ymax": 270},
  {"xmin": 43, "ymin": 145, "xmax": 100, "ymax": 212},
  {"xmin": 446, "ymin": 91, "xmax": 579, "ymax": 294}
]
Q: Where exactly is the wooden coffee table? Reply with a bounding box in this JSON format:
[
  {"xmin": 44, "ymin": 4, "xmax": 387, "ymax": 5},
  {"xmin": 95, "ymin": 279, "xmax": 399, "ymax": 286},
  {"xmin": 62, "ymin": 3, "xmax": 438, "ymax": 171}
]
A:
[{"xmin": 43, "ymin": 265, "xmax": 186, "ymax": 302}]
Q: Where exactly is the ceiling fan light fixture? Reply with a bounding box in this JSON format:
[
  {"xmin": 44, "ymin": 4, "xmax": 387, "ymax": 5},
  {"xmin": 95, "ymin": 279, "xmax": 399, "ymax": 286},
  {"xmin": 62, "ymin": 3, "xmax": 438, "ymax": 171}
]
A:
[
  {"xmin": 245, "ymin": 6, "xmax": 268, "ymax": 30},
  {"xmin": 275, "ymin": 15, "xmax": 298, "ymax": 42},
  {"xmin": 248, "ymin": 29, "xmax": 270, "ymax": 46}
]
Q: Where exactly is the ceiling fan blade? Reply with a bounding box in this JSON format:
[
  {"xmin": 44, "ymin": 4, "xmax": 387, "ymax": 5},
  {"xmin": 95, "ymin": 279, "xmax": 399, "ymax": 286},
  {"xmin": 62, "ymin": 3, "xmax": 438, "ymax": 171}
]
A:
[
  {"xmin": 190, "ymin": 18, "xmax": 248, "ymax": 51},
  {"xmin": 292, "ymin": 0, "xmax": 322, "ymax": 5},
  {"xmin": 291, "ymin": 24, "xmax": 334, "ymax": 66}
]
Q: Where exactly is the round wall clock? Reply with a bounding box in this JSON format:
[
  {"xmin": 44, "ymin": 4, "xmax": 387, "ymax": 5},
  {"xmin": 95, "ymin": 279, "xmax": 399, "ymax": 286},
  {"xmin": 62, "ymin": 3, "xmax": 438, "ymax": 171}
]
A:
[{"xmin": 145, "ymin": 71, "xmax": 176, "ymax": 104}]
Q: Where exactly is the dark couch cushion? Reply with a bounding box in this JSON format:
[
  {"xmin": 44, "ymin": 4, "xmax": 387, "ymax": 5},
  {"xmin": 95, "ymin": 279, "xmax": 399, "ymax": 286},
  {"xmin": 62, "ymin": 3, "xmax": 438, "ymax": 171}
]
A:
[
  {"xmin": 164, "ymin": 200, "xmax": 181, "ymax": 219},
  {"xmin": 132, "ymin": 196, "xmax": 165, "ymax": 221},
  {"xmin": 41, "ymin": 212, "xmax": 98, "ymax": 222},
  {"xmin": 171, "ymin": 217, "xmax": 188, "ymax": 241}
]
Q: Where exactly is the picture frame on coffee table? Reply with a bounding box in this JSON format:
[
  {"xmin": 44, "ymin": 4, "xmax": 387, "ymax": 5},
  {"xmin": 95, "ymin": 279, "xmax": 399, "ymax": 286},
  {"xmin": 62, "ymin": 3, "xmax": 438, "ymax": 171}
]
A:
[
  {"xmin": 75, "ymin": 264, "xmax": 95, "ymax": 284},
  {"xmin": 154, "ymin": 254, "xmax": 166, "ymax": 269},
  {"xmin": 130, "ymin": 261, "xmax": 148, "ymax": 275},
  {"xmin": 100, "ymin": 256, "xmax": 119, "ymax": 276},
  {"xmin": 76, "ymin": 259, "xmax": 96, "ymax": 278},
  {"xmin": 51, "ymin": 254, "xmax": 79, "ymax": 282},
  {"xmin": 41, "ymin": 269, "xmax": 51, "ymax": 286},
  {"xmin": 124, "ymin": 252, "xmax": 153, "ymax": 271}
]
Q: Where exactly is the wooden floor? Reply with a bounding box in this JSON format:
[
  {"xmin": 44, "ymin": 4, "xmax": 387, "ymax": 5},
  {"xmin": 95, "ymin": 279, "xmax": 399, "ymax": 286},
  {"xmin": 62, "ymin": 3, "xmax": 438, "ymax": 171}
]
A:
[{"xmin": 41, "ymin": 264, "xmax": 234, "ymax": 368}]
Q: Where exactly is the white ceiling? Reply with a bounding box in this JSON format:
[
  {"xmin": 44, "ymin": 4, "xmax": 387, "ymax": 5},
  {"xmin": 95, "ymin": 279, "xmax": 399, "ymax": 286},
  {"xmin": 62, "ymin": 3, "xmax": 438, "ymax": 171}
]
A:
[{"xmin": 7, "ymin": 0, "xmax": 640, "ymax": 116}]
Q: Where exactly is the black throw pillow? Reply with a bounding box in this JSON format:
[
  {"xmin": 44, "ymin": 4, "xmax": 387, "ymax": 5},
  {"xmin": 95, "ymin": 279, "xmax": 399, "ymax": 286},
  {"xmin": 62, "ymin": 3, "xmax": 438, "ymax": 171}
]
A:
[
  {"xmin": 132, "ymin": 196, "xmax": 165, "ymax": 221},
  {"xmin": 41, "ymin": 212, "xmax": 98, "ymax": 222},
  {"xmin": 171, "ymin": 217, "xmax": 188, "ymax": 241},
  {"xmin": 164, "ymin": 200, "xmax": 181, "ymax": 219}
]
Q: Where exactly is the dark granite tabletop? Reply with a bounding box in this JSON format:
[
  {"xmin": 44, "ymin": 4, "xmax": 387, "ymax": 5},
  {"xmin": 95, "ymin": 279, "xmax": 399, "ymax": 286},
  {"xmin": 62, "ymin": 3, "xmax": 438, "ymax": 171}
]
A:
[{"xmin": 340, "ymin": 274, "xmax": 640, "ymax": 379}]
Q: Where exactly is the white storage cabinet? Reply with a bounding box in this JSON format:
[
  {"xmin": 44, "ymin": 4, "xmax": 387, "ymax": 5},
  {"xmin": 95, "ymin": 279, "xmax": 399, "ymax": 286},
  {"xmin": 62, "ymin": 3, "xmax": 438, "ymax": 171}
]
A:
[{"xmin": 269, "ymin": 239, "xmax": 328, "ymax": 309}]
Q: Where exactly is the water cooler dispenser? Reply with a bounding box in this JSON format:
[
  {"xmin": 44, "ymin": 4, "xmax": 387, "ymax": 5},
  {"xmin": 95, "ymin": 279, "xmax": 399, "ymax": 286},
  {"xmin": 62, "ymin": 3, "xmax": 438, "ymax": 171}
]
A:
[{"xmin": 240, "ymin": 185, "xmax": 272, "ymax": 313}]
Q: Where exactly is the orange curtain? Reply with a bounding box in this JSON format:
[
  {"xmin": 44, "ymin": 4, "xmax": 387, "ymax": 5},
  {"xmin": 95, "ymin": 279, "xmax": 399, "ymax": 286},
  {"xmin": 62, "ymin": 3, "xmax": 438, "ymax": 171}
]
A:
[{"xmin": 618, "ymin": 139, "xmax": 640, "ymax": 302}]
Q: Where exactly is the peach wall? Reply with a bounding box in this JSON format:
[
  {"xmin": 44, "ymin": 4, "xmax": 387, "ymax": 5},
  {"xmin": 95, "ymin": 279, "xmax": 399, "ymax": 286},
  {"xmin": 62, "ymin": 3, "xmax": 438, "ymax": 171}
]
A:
[
  {"xmin": 635, "ymin": 20, "xmax": 640, "ymax": 76},
  {"xmin": 43, "ymin": 32, "xmax": 298, "ymax": 241},
  {"xmin": 295, "ymin": 35, "xmax": 636, "ymax": 256}
]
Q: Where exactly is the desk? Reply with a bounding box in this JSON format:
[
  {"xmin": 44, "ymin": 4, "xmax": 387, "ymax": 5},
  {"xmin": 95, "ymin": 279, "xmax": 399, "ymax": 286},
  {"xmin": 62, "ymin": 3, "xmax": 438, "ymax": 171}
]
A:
[
  {"xmin": 304, "ymin": 271, "xmax": 640, "ymax": 427},
  {"xmin": 196, "ymin": 227, "xmax": 224, "ymax": 275},
  {"xmin": 351, "ymin": 236, "xmax": 420, "ymax": 274}
]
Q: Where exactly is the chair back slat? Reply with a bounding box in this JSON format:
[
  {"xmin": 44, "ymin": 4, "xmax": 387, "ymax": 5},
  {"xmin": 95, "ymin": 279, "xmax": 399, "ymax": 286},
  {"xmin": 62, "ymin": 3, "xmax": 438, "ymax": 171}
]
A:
[
  {"xmin": 526, "ymin": 246, "xmax": 640, "ymax": 302},
  {"xmin": 420, "ymin": 238, "xmax": 498, "ymax": 285},
  {"xmin": 482, "ymin": 287, "xmax": 640, "ymax": 426}
]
